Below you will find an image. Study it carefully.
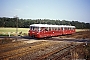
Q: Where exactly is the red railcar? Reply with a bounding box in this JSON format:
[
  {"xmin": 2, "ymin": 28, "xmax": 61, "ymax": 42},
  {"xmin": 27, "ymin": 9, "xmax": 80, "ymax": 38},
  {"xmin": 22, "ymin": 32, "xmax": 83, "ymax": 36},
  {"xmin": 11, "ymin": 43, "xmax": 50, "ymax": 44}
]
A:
[{"xmin": 28, "ymin": 24, "xmax": 75, "ymax": 38}]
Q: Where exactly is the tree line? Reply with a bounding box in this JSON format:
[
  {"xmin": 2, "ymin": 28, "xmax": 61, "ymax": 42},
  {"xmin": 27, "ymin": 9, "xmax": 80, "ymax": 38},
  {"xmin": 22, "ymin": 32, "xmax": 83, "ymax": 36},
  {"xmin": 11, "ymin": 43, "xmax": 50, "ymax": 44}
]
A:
[{"xmin": 0, "ymin": 17, "xmax": 90, "ymax": 29}]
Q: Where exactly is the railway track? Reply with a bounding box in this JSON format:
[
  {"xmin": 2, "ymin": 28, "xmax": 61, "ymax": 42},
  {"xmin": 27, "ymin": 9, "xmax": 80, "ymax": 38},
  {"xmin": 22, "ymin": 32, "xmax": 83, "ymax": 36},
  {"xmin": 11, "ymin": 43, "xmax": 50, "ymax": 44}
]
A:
[
  {"xmin": 0, "ymin": 41, "xmax": 46, "ymax": 59},
  {"xmin": 11, "ymin": 42, "xmax": 81, "ymax": 60},
  {"xmin": 0, "ymin": 37, "xmax": 84, "ymax": 60},
  {"xmin": 33, "ymin": 42, "xmax": 79, "ymax": 60},
  {"xmin": 0, "ymin": 40, "xmax": 61, "ymax": 60},
  {"xmin": 0, "ymin": 41, "xmax": 47, "ymax": 53}
]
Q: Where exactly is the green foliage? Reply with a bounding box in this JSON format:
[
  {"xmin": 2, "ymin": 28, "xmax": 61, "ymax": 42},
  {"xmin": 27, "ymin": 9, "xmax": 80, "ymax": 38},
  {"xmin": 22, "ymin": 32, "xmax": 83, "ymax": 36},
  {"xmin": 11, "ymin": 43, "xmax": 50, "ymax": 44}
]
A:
[
  {"xmin": 0, "ymin": 17, "xmax": 90, "ymax": 29},
  {"xmin": 0, "ymin": 34, "xmax": 14, "ymax": 36},
  {"xmin": 0, "ymin": 34, "xmax": 9, "ymax": 36}
]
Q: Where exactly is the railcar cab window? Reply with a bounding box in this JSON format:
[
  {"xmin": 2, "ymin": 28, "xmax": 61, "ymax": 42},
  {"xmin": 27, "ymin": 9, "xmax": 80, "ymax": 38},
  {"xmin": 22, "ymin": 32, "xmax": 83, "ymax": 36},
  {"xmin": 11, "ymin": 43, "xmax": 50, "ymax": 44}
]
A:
[{"xmin": 30, "ymin": 26, "xmax": 39, "ymax": 31}]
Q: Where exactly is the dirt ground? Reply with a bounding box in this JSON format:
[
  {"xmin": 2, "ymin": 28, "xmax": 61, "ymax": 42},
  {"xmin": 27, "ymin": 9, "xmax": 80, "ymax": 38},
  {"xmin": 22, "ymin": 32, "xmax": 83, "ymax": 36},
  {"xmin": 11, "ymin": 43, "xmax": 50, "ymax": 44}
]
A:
[
  {"xmin": 59, "ymin": 31, "xmax": 90, "ymax": 39},
  {"xmin": 0, "ymin": 31, "xmax": 90, "ymax": 60}
]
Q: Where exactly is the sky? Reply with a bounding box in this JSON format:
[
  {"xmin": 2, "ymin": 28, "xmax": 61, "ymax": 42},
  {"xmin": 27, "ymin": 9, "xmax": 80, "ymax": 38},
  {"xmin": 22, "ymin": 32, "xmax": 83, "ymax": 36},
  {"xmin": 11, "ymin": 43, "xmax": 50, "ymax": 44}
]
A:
[{"xmin": 0, "ymin": 0, "xmax": 90, "ymax": 23}]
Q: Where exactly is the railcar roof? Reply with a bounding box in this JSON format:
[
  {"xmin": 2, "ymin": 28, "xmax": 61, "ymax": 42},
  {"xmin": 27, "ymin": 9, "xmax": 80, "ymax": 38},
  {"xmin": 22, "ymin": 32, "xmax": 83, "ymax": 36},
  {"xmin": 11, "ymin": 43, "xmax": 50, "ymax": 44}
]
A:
[{"xmin": 30, "ymin": 24, "xmax": 75, "ymax": 28}]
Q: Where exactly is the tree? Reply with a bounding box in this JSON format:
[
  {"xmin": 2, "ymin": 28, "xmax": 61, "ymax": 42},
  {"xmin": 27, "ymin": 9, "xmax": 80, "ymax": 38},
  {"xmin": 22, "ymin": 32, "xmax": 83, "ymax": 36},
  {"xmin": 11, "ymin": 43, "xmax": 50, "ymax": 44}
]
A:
[{"xmin": 0, "ymin": 17, "xmax": 90, "ymax": 29}]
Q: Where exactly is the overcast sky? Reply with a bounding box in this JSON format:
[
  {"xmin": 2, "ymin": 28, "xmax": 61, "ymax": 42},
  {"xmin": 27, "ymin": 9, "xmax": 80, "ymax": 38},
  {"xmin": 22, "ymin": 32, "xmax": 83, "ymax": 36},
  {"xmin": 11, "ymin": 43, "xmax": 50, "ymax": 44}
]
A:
[{"xmin": 0, "ymin": 0, "xmax": 90, "ymax": 23}]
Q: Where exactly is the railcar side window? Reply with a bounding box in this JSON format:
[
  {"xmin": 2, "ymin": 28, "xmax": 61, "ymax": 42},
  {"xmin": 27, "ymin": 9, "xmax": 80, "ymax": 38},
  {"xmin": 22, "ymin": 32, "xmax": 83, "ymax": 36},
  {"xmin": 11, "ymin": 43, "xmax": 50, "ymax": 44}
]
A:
[
  {"xmin": 68, "ymin": 28, "xmax": 69, "ymax": 30},
  {"xmin": 73, "ymin": 28, "xmax": 75, "ymax": 30},
  {"xmin": 69, "ymin": 28, "xmax": 71, "ymax": 30},
  {"xmin": 45, "ymin": 29, "xmax": 48, "ymax": 31},
  {"xmin": 58, "ymin": 28, "xmax": 60, "ymax": 30},
  {"xmin": 61, "ymin": 27, "xmax": 63, "ymax": 30},
  {"xmin": 65, "ymin": 27, "xmax": 67, "ymax": 30},
  {"xmin": 55, "ymin": 28, "xmax": 57, "ymax": 30},
  {"xmin": 71, "ymin": 28, "xmax": 74, "ymax": 30},
  {"xmin": 52, "ymin": 28, "xmax": 54, "ymax": 30},
  {"xmin": 41, "ymin": 27, "xmax": 48, "ymax": 31},
  {"xmin": 52, "ymin": 27, "xmax": 58, "ymax": 31},
  {"xmin": 49, "ymin": 27, "xmax": 51, "ymax": 31},
  {"xmin": 45, "ymin": 27, "xmax": 48, "ymax": 31},
  {"xmin": 63, "ymin": 27, "xmax": 64, "ymax": 30}
]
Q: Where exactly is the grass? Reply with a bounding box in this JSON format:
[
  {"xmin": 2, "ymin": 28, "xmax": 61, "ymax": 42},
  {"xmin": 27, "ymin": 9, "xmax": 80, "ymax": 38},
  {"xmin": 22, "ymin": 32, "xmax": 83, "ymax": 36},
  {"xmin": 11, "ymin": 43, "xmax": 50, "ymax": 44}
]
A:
[
  {"xmin": 76, "ymin": 29, "xmax": 90, "ymax": 32},
  {"xmin": 0, "ymin": 28, "xmax": 29, "ymax": 36},
  {"xmin": 0, "ymin": 28, "xmax": 29, "ymax": 33}
]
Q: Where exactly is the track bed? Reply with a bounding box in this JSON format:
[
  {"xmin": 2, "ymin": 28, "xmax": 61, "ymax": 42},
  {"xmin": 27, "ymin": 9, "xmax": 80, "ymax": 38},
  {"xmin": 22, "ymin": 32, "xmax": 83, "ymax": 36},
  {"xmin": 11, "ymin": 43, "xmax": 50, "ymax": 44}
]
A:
[{"xmin": 0, "ymin": 39, "xmax": 82, "ymax": 60}]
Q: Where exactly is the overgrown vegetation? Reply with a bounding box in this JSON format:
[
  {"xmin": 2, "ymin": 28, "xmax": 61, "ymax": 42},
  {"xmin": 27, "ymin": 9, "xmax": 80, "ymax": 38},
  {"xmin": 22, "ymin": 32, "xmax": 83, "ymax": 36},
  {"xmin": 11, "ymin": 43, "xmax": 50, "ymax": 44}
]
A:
[
  {"xmin": 0, "ymin": 38, "xmax": 14, "ymax": 44},
  {"xmin": 0, "ymin": 17, "xmax": 90, "ymax": 29},
  {"xmin": 84, "ymin": 43, "xmax": 90, "ymax": 60}
]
